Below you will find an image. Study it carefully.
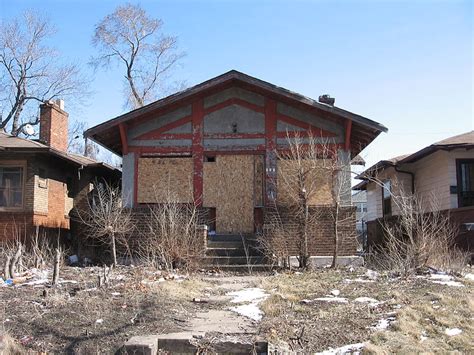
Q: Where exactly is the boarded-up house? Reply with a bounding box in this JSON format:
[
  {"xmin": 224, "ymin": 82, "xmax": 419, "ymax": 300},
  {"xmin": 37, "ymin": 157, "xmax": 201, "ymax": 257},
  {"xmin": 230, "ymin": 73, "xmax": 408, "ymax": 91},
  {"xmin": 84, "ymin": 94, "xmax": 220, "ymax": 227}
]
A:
[
  {"xmin": 0, "ymin": 100, "xmax": 120, "ymax": 242},
  {"xmin": 85, "ymin": 71, "xmax": 386, "ymax": 257},
  {"xmin": 354, "ymin": 131, "xmax": 474, "ymax": 252}
]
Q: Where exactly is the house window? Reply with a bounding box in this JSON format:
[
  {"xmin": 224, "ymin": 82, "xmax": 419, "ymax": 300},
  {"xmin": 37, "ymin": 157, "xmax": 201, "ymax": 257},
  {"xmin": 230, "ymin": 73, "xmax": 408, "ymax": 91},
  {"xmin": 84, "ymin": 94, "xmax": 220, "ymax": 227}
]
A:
[
  {"xmin": 457, "ymin": 159, "xmax": 474, "ymax": 208},
  {"xmin": 0, "ymin": 166, "xmax": 24, "ymax": 209},
  {"xmin": 382, "ymin": 180, "xmax": 392, "ymax": 216}
]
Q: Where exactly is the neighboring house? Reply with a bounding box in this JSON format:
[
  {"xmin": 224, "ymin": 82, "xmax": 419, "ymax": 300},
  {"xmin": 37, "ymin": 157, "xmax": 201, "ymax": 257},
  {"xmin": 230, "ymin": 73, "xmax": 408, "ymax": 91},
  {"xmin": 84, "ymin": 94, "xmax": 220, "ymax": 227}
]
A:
[
  {"xmin": 85, "ymin": 70, "xmax": 386, "ymax": 258},
  {"xmin": 0, "ymin": 100, "xmax": 121, "ymax": 242},
  {"xmin": 352, "ymin": 190, "xmax": 367, "ymax": 250},
  {"xmin": 354, "ymin": 131, "xmax": 474, "ymax": 252}
]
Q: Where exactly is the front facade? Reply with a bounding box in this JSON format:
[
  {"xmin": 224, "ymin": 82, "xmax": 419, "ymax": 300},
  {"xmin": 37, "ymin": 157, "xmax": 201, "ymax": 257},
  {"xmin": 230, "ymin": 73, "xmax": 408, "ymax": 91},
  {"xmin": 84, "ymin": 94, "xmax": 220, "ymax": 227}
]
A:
[
  {"xmin": 355, "ymin": 131, "xmax": 474, "ymax": 251},
  {"xmin": 0, "ymin": 101, "xmax": 120, "ymax": 242},
  {"xmin": 86, "ymin": 71, "xmax": 386, "ymax": 256}
]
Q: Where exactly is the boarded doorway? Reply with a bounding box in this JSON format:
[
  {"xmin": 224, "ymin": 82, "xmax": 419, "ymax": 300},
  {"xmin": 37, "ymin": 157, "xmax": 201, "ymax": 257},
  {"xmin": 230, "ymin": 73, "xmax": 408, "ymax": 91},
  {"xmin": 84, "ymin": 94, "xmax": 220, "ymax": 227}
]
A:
[{"xmin": 203, "ymin": 155, "xmax": 259, "ymax": 234}]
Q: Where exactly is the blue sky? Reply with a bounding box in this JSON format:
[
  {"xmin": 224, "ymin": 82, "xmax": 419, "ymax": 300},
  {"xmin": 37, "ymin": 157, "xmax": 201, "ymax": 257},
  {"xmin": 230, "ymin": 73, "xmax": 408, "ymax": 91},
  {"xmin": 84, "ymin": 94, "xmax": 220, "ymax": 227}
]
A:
[{"xmin": 1, "ymin": 0, "xmax": 472, "ymax": 167}]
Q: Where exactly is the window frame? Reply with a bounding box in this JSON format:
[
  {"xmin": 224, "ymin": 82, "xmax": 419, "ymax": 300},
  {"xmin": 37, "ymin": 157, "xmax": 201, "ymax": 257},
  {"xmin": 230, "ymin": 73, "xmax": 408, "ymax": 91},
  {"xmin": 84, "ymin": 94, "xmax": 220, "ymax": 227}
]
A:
[
  {"xmin": 456, "ymin": 159, "xmax": 474, "ymax": 208},
  {"xmin": 382, "ymin": 179, "xmax": 392, "ymax": 217},
  {"xmin": 0, "ymin": 161, "xmax": 27, "ymax": 211}
]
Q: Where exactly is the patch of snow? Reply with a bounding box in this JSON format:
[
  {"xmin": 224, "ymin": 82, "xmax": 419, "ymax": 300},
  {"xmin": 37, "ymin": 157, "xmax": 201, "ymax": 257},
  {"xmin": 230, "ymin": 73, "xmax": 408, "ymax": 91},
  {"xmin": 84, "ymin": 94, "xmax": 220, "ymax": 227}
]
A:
[
  {"xmin": 227, "ymin": 288, "xmax": 268, "ymax": 303},
  {"xmin": 227, "ymin": 288, "xmax": 269, "ymax": 322},
  {"xmin": 330, "ymin": 289, "xmax": 340, "ymax": 296},
  {"xmin": 315, "ymin": 342, "xmax": 365, "ymax": 355},
  {"xmin": 21, "ymin": 279, "xmax": 49, "ymax": 286},
  {"xmin": 365, "ymin": 269, "xmax": 379, "ymax": 280},
  {"xmin": 111, "ymin": 292, "xmax": 121, "ymax": 296},
  {"xmin": 464, "ymin": 273, "xmax": 474, "ymax": 281},
  {"xmin": 371, "ymin": 316, "xmax": 396, "ymax": 331},
  {"xmin": 343, "ymin": 278, "xmax": 375, "ymax": 283},
  {"xmin": 313, "ymin": 297, "xmax": 348, "ymax": 303},
  {"xmin": 445, "ymin": 328, "xmax": 462, "ymax": 336},
  {"xmin": 230, "ymin": 303, "xmax": 264, "ymax": 322},
  {"xmin": 428, "ymin": 273, "xmax": 464, "ymax": 287},
  {"xmin": 95, "ymin": 319, "xmax": 103, "ymax": 324},
  {"xmin": 354, "ymin": 297, "xmax": 382, "ymax": 307}
]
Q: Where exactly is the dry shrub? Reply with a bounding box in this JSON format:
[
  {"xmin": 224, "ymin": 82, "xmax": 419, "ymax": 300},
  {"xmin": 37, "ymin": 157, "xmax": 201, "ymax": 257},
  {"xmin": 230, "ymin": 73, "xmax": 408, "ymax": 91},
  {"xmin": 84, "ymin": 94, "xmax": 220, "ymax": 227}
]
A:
[
  {"xmin": 0, "ymin": 333, "xmax": 24, "ymax": 355},
  {"xmin": 75, "ymin": 181, "xmax": 134, "ymax": 266},
  {"xmin": 139, "ymin": 190, "xmax": 205, "ymax": 271},
  {"xmin": 369, "ymin": 192, "xmax": 469, "ymax": 276}
]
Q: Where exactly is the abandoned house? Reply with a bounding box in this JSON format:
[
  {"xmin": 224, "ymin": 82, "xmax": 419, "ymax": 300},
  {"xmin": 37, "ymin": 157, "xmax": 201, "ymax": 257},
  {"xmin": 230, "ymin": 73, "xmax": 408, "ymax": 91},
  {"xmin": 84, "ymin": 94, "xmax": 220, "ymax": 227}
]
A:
[
  {"xmin": 0, "ymin": 100, "xmax": 121, "ymax": 242},
  {"xmin": 354, "ymin": 131, "xmax": 474, "ymax": 252},
  {"xmin": 85, "ymin": 70, "xmax": 387, "ymax": 260}
]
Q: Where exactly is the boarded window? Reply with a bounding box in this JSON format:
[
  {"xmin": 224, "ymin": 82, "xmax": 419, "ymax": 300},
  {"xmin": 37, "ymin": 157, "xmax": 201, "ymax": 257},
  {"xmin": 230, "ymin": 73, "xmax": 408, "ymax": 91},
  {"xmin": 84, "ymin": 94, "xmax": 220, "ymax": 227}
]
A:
[
  {"xmin": 137, "ymin": 157, "xmax": 193, "ymax": 203},
  {"xmin": 0, "ymin": 166, "xmax": 24, "ymax": 208},
  {"xmin": 277, "ymin": 159, "xmax": 333, "ymax": 206}
]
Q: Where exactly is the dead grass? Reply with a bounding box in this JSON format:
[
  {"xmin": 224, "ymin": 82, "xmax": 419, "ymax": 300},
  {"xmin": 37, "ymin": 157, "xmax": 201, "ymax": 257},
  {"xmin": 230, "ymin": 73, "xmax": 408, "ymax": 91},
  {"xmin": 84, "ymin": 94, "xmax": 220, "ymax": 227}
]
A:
[
  {"xmin": 366, "ymin": 289, "xmax": 474, "ymax": 353},
  {"xmin": 0, "ymin": 333, "xmax": 24, "ymax": 355},
  {"xmin": 258, "ymin": 269, "xmax": 474, "ymax": 353},
  {"xmin": 0, "ymin": 266, "xmax": 212, "ymax": 354}
]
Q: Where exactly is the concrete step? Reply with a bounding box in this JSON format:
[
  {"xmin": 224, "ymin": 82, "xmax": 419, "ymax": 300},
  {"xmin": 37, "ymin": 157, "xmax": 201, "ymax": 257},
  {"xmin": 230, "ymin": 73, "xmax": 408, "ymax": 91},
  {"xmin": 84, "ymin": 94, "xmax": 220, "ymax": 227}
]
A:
[
  {"xmin": 206, "ymin": 240, "xmax": 243, "ymax": 249},
  {"xmin": 200, "ymin": 264, "xmax": 273, "ymax": 272},
  {"xmin": 201, "ymin": 256, "xmax": 267, "ymax": 266},
  {"xmin": 206, "ymin": 247, "xmax": 262, "ymax": 257}
]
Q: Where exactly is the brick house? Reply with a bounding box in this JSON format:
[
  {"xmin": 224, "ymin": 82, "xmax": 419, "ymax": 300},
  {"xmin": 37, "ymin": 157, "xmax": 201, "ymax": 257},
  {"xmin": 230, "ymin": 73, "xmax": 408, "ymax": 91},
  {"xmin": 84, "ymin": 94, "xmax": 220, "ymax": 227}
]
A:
[
  {"xmin": 85, "ymin": 71, "xmax": 386, "ymax": 258},
  {"xmin": 354, "ymin": 131, "xmax": 474, "ymax": 252},
  {"xmin": 0, "ymin": 100, "xmax": 120, "ymax": 242}
]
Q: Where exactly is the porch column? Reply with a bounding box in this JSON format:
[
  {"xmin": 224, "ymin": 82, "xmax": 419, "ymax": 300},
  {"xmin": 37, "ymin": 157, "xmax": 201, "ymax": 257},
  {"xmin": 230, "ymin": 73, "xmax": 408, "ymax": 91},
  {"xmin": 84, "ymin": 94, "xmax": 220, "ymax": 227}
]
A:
[
  {"xmin": 265, "ymin": 98, "xmax": 277, "ymax": 204},
  {"xmin": 192, "ymin": 99, "xmax": 204, "ymax": 206}
]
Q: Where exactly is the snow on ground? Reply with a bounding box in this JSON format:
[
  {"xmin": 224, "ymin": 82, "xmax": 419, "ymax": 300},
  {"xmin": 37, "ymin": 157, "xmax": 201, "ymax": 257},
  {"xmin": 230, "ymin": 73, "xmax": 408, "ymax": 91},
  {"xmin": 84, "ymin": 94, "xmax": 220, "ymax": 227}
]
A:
[
  {"xmin": 429, "ymin": 273, "xmax": 464, "ymax": 287},
  {"xmin": 371, "ymin": 316, "xmax": 396, "ymax": 330},
  {"xmin": 354, "ymin": 297, "xmax": 383, "ymax": 307},
  {"xmin": 227, "ymin": 288, "xmax": 269, "ymax": 322},
  {"xmin": 315, "ymin": 342, "xmax": 365, "ymax": 355},
  {"xmin": 464, "ymin": 273, "xmax": 474, "ymax": 281},
  {"xmin": 445, "ymin": 328, "xmax": 463, "ymax": 336},
  {"xmin": 313, "ymin": 297, "xmax": 349, "ymax": 303}
]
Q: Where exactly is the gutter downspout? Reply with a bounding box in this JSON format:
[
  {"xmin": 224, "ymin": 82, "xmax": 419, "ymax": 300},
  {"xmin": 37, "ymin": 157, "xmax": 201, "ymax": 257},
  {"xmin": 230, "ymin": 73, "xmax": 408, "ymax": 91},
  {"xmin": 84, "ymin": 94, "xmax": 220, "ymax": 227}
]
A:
[{"xmin": 394, "ymin": 166, "xmax": 415, "ymax": 194}]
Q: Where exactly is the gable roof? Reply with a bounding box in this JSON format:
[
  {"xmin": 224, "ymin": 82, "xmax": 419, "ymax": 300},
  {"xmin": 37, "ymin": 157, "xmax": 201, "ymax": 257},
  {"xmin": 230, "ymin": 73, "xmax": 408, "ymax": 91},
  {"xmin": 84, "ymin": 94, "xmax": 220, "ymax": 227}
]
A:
[
  {"xmin": 85, "ymin": 70, "xmax": 388, "ymax": 156},
  {"xmin": 353, "ymin": 131, "xmax": 474, "ymax": 191},
  {"xmin": 399, "ymin": 131, "xmax": 474, "ymax": 164},
  {"xmin": 0, "ymin": 132, "xmax": 120, "ymax": 173}
]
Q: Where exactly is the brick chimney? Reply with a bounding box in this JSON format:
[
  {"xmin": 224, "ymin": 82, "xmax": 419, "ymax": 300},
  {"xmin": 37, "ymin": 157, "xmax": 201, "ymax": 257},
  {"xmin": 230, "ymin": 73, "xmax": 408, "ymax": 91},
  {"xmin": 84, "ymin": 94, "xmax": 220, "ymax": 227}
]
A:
[{"xmin": 39, "ymin": 99, "xmax": 68, "ymax": 151}]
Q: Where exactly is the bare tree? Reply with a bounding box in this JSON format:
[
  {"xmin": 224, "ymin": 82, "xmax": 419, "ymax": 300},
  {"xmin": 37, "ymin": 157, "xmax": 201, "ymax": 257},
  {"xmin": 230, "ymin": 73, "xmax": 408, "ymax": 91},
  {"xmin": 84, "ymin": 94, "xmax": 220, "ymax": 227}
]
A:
[
  {"xmin": 91, "ymin": 3, "xmax": 185, "ymax": 109},
  {"xmin": 139, "ymin": 188, "xmax": 204, "ymax": 271},
  {"xmin": 368, "ymin": 181, "xmax": 468, "ymax": 276},
  {"xmin": 0, "ymin": 11, "xmax": 87, "ymax": 135},
  {"xmin": 265, "ymin": 132, "xmax": 339, "ymax": 269},
  {"xmin": 75, "ymin": 181, "xmax": 133, "ymax": 266}
]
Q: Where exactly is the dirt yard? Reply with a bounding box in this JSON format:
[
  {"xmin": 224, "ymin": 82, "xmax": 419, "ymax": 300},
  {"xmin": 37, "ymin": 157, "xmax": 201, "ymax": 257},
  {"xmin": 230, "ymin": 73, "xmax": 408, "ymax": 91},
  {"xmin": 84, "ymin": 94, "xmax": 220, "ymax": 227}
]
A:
[{"xmin": 1, "ymin": 266, "xmax": 473, "ymax": 354}]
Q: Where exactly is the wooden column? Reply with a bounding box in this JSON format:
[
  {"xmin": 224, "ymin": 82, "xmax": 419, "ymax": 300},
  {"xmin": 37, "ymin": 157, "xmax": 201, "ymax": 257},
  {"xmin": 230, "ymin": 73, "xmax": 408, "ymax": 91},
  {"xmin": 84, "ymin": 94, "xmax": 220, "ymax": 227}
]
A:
[
  {"xmin": 344, "ymin": 119, "xmax": 352, "ymax": 151},
  {"xmin": 192, "ymin": 99, "xmax": 204, "ymax": 206},
  {"xmin": 264, "ymin": 98, "xmax": 277, "ymax": 205},
  {"xmin": 119, "ymin": 123, "xmax": 129, "ymax": 155}
]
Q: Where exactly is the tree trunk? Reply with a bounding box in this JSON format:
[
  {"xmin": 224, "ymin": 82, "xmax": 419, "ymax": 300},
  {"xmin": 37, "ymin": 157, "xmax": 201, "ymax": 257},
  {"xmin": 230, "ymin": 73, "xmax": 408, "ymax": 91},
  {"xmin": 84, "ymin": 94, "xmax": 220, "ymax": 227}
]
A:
[
  {"xmin": 10, "ymin": 243, "xmax": 22, "ymax": 278},
  {"xmin": 331, "ymin": 203, "xmax": 339, "ymax": 268},
  {"xmin": 4, "ymin": 256, "xmax": 11, "ymax": 280},
  {"xmin": 11, "ymin": 100, "xmax": 25, "ymax": 136},
  {"xmin": 111, "ymin": 233, "xmax": 117, "ymax": 266},
  {"xmin": 52, "ymin": 248, "xmax": 60, "ymax": 285}
]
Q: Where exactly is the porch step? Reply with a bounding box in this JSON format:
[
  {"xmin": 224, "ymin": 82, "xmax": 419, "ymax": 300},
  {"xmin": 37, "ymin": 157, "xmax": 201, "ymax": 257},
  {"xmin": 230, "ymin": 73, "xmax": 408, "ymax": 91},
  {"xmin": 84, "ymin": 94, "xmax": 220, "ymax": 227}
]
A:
[
  {"xmin": 206, "ymin": 247, "xmax": 261, "ymax": 257},
  {"xmin": 201, "ymin": 264, "xmax": 273, "ymax": 272},
  {"xmin": 201, "ymin": 256, "xmax": 267, "ymax": 266}
]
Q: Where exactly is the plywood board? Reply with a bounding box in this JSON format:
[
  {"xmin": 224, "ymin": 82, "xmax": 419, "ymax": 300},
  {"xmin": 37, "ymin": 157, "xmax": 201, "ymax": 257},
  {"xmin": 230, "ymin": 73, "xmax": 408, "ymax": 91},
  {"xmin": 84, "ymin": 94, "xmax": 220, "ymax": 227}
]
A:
[
  {"xmin": 203, "ymin": 155, "xmax": 254, "ymax": 234},
  {"xmin": 277, "ymin": 159, "xmax": 333, "ymax": 206},
  {"xmin": 137, "ymin": 157, "xmax": 193, "ymax": 203}
]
